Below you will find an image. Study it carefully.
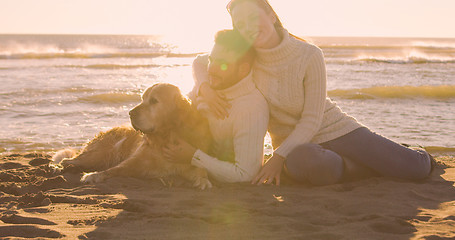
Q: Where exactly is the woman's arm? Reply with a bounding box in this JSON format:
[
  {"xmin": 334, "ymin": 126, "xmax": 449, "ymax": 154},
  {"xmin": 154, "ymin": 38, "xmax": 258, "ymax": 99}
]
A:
[
  {"xmin": 187, "ymin": 54, "xmax": 231, "ymax": 119},
  {"xmin": 274, "ymin": 48, "xmax": 327, "ymax": 157},
  {"xmin": 187, "ymin": 54, "xmax": 210, "ymax": 102},
  {"xmin": 252, "ymin": 48, "xmax": 328, "ymax": 185}
]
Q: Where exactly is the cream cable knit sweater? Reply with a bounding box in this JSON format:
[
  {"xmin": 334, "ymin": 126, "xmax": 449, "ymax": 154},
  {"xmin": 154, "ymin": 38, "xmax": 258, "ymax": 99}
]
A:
[
  {"xmin": 188, "ymin": 64, "xmax": 269, "ymax": 182},
  {"xmin": 253, "ymin": 29, "xmax": 363, "ymax": 157},
  {"xmin": 192, "ymin": 29, "xmax": 363, "ymax": 158}
]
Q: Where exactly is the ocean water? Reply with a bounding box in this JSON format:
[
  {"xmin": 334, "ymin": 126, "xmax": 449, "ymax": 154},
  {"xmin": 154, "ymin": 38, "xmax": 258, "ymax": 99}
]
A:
[{"xmin": 0, "ymin": 34, "xmax": 454, "ymax": 153}]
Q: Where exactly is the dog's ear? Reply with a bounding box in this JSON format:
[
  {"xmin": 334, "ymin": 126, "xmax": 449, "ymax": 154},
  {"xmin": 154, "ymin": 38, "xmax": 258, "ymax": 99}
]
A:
[
  {"xmin": 172, "ymin": 94, "xmax": 194, "ymax": 127},
  {"xmin": 174, "ymin": 93, "xmax": 192, "ymax": 114}
]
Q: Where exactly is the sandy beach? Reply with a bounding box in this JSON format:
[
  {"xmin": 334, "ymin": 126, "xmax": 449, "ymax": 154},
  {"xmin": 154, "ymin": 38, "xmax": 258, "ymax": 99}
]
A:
[
  {"xmin": 0, "ymin": 150, "xmax": 454, "ymax": 240},
  {"xmin": 1, "ymin": 0, "xmax": 454, "ymax": 238}
]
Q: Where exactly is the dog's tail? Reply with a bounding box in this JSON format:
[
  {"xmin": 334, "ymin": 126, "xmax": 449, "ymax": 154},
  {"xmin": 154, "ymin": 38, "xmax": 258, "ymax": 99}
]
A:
[{"xmin": 52, "ymin": 149, "xmax": 77, "ymax": 164}]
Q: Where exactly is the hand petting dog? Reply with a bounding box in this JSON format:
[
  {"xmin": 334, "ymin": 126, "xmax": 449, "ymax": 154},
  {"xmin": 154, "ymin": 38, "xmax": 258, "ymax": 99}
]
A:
[{"xmin": 163, "ymin": 138, "xmax": 197, "ymax": 164}]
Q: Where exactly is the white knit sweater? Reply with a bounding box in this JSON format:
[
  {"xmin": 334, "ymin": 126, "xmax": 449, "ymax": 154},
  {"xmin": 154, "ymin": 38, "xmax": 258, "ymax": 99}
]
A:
[
  {"xmin": 192, "ymin": 29, "xmax": 363, "ymax": 158},
  {"xmin": 188, "ymin": 60, "xmax": 269, "ymax": 182},
  {"xmin": 253, "ymin": 29, "xmax": 363, "ymax": 157}
]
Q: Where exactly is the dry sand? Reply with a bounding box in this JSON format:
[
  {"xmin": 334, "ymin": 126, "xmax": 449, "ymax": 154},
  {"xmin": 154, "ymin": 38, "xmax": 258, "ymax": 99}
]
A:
[{"xmin": 0, "ymin": 151, "xmax": 454, "ymax": 240}]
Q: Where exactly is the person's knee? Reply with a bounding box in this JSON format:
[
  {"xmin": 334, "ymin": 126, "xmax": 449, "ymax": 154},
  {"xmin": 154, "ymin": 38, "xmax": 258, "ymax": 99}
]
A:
[
  {"xmin": 285, "ymin": 144, "xmax": 344, "ymax": 186},
  {"xmin": 307, "ymin": 153, "xmax": 344, "ymax": 186},
  {"xmin": 287, "ymin": 144, "xmax": 321, "ymax": 165}
]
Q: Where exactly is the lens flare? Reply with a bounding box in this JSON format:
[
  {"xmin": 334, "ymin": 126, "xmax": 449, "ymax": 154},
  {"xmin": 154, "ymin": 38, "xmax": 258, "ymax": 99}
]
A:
[{"xmin": 221, "ymin": 63, "xmax": 228, "ymax": 71}]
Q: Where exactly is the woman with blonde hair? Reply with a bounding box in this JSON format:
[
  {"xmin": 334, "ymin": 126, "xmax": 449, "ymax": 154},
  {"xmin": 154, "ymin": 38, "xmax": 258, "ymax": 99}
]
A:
[{"xmin": 193, "ymin": 0, "xmax": 434, "ymax": 186}]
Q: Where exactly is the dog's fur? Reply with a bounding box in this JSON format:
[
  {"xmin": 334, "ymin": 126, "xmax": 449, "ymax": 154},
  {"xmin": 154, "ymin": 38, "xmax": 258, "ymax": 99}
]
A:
[{"xmin": 54, "ymin": 83, "xmax": 213, "ymax": 189}]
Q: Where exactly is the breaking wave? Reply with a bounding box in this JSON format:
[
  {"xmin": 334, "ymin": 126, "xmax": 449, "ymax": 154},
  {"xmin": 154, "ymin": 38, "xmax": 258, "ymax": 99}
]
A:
[
  {"xmin": 354, "ymin": 49, "xmax": 455, "ymax": 64},
  {"xmin": 0, "ymin": 39, "xmax": 201, "ymax": 60},
  {"xmin": 355, "ymin": 56, "xmax": 455, "ymax": 64},
  {"xmin": 328, "ymin": 85, "xmax": 455, "ymax": 99},
  {"xmin": 0, "ymin": 52, "xmax": 200, "ymax": 60}
]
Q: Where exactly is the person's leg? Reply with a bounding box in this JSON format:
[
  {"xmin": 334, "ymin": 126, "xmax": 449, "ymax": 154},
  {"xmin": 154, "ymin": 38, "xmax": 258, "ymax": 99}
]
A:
[
  {"xmin": 322, "ymin": 127, "xmax": 432, "ymax": 180},
  {"xmin": 284, "ymin": 143, "xmax": 344, "ymax": 186}
]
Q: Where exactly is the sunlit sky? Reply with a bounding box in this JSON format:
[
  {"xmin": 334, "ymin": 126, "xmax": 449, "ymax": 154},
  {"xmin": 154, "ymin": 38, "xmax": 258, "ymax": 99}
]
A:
[{"xmin": 1, "ymin": 0, "xmax": 455, "ymax": 39}]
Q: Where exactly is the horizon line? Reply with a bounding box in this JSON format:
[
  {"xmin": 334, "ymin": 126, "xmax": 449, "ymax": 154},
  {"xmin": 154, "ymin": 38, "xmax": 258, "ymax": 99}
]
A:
[{"xmin": 1, "ymin": 32, "xmax": 455, "ymax": 40}]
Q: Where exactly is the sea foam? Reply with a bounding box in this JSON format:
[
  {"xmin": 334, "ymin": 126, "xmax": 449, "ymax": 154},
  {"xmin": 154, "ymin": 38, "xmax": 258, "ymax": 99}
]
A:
[{"xmin": 328, "ymin": 85, "xmax": 455, "ymax": 99}]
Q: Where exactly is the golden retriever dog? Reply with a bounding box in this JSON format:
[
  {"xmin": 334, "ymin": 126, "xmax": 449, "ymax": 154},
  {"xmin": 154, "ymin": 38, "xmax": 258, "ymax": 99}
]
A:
[{"xmin": 53, "ymin": 83, "xmax": 213, "ymax": 190}]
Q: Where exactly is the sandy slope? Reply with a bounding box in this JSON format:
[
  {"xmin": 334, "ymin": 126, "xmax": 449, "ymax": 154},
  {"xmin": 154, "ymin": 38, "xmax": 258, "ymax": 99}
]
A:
[{"xmin": 0, "ymin": 152, "xmax": 454, "ymax": 240}]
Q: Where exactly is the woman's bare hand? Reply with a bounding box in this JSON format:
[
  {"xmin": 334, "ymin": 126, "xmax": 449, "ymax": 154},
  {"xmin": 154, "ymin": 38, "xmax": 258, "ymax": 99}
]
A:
[
  {"xmin": 199, "ymin": 82, "xmax": 231, "ymax": 119},
  {"xmin": 163, "ymin": 138, "xmax": 197, "ymax": 164},
  {"xmin": 252, "ymin": 154, "xmax": 286, "ymax": 186}
]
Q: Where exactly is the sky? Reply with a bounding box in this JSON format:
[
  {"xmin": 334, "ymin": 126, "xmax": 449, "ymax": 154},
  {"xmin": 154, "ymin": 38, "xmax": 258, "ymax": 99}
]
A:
[{"xmin": 1, "ymin": 0, "xmax": 455, "ymax": 39}]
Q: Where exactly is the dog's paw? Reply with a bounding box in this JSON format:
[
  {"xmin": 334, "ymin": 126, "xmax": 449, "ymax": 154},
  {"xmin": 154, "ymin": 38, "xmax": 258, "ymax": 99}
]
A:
[
  {"xmin": 81, "ymin": 172, "xmax": 105, "ymax": 184},
  {"xmin": 48, "ymin": 163, "xmax": 64, "ymax": 174},
  {"xmin": 193, "ymin": 177, "xmax": 212, "ymax": 190}
]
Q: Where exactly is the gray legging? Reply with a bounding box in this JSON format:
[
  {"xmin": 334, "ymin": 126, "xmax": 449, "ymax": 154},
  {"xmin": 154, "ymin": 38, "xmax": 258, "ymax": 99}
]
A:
[{"xmin": 284, "ymin": 127, "xmax": 432, "ymax": 186}]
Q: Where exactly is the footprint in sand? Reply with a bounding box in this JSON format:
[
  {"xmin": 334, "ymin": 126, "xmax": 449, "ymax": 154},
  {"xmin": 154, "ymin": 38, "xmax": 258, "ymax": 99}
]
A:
[
  {"xmin": 368, "ymin": 218, "xmax": 416, "ymax": 234},
  {"xmin": 0, "ymin": 225, "xmax": 63, "ymax": 238},
  {"xmin": 23, "ymin": 207, "xmax": 52, "ymax": 213},
  {"xmin": 29, "ymin": 157, "xmax": 52, "ymax": 166},
  {"xmin": 115, "ymin": 199, "xmax": 151, "ymax": 212},
  {"xmin": 0, "ymin": 213, "xmax": 57, "ymax": 225},
  {"xmin": 0, "ymin": 162, "xmax": 28, "ymax": 170},
  {"xmin": 79, "ymin": 231, "xmax": 112, "ymax": 239},
  {"xmin": 413, "ymin": 214, "xmax": 433, "ymax": 222}
]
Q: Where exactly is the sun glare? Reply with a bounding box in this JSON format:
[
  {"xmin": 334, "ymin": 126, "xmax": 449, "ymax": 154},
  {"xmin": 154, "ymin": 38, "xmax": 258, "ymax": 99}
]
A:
[{"xmin": 1, "ymin": 0, "xmax": 454, "ymax": 37}]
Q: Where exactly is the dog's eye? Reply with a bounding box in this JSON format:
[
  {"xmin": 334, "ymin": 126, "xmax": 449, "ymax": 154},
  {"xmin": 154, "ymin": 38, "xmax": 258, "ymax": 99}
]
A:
[{"xmin": 149, "ymin": 97, "xmax": 158, "ymax": 105}]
